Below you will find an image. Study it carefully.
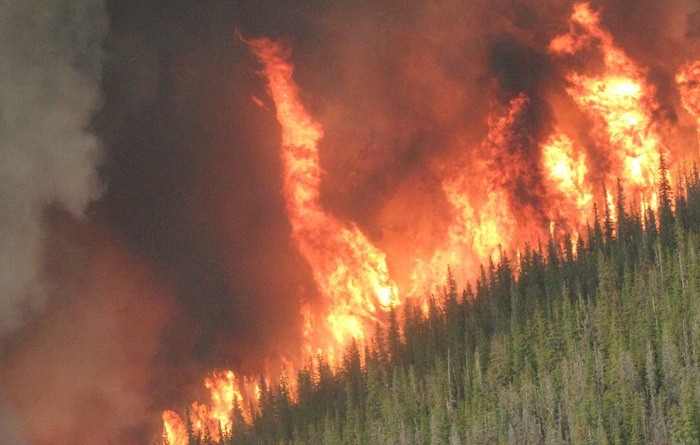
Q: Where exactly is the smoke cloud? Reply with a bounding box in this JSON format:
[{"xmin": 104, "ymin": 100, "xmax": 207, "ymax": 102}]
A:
[
  {"xmin": 0, "ymin": 0, "xmax": 698, "ymax": 442},
  {"xmin": 0, "ymin": 0, "xmax": 105, "ymax": 334},
  {"xmin": 96, "ymin": 0, "xmax": 699, "ymax": 429},
  {"xmin": 2, "ymin": 213, "xmax": 171, "ymax": 444},
  {"xmin": 0, "ymin": 1, "xmax": 107, "ymax": 442}
]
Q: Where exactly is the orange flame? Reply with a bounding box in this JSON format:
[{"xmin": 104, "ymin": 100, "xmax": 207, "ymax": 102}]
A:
[
  {"xmin": 677, "ymin": 60, "xmax": 700, "ymax": 119},
  {"xmin": 160, "ymin": 10, "xmax": 694, "ymax": 440},
  {"xmin": 550, "ymin": 2, "xmax": 668, "ymax": 205},
  {"xmin": 162, "ymin": 371, "xmax": 243, "ymax": 444},
  {"xmin": 162, "ymin": 410, "xmax": 187, "ymax": 445},
  {"xmin": 409, "ymin": 180, "xmax": 513, "ymax": 297},
  {"xmin": 542, "ymin": 129, "xmax": 593, "ymax": 232},
  {"xmin": 408, "ymin": 98, "xmax": 527, "ymax": 295},
  {"xmin": 409, "ymin": 92, "xmax": 597, "ymax": 294},
  {"xmin": 677, "ymin": 60, "xmax": 700, "ymax": 152},
  {"xmin": 204, "ymin": 370, "xmax": 239, "ymax": 434},
  {"xmin": 246, "ymin": 38, "xmax": 399, "ymax": 359}
]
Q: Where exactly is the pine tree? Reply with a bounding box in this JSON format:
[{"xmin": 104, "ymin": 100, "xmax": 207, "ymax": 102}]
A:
[
  {"xmin": 387, "ymin": 304, "xmax": 403, "ymax": 368},
  {"xmin": 229, "ymin": 173, "xmax": 700, "ymax": 445},
  {"xmin": 186, "ymin": 406, "xmax": 198, "ymax": 445},
  {"xmin": 603, "ymin": 183, "xmax": 615, "ymax": 247},
  {"xmin": 616, "ymin": 178, "xmax": 627, "ymax": 245},
  {"xmin": 658, "ymin": 150, "xmax": 675, "ymax": 250}
]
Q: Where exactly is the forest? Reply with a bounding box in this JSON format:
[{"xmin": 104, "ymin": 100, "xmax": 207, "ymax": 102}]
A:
[{"xmin": 167, "ymin": 159, "xmax": 700, "ymax": 445}]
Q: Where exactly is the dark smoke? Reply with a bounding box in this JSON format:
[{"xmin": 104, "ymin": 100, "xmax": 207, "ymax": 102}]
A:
[
  {"xmin": 0, "ymin": 0, "xmax": 105, "ymax": 442},
  {"xmin": 1, "ymin": 0, "xmax": 697, "ymax": 443},
  {"xmin": 93, "ymin": 2, "xmax": 314, "ymax": 401}
]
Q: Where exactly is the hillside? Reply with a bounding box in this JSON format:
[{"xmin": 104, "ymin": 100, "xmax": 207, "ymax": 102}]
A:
[{"xmin": 168, "ymin": 163, "xmax": 700, "ymax": 445}]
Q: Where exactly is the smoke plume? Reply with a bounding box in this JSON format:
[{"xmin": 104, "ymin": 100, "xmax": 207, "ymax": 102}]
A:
[
  {"xmin": 93, "ymin": 0, "xmax": 700, "ymax": 437},
  {"xmin": 0, "ymin": 0, "xmax": 698, "ymax": 443},
  {"xmin": 0, "ymin": 0, "xmax": 105, "ymax": 334}
]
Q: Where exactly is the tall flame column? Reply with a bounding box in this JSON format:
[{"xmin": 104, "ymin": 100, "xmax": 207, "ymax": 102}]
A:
[{"xmin": 247, "ymin": 38, "xmax": 399, "ymax": 359}]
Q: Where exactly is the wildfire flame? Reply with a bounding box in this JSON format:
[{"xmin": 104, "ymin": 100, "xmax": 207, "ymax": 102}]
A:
[
  {"xmin": 677, "ymin": 60, "xmax": 700, "ymax": 151},
  {"xmin": 162, "ymin": 410, "xmax": 187, "ymax": 445},
  {"xmin": 410, "ymin": 92, "xmax": 594, "ymax": 293},
  {"xmin": 160, "ymin": 4, "xmax": 700, "ymax": 441},
  {"xmin": 246, "ymin": 37, "xmax": 399, "ymax": 358},
  {"xmin": 677, "ymin": 60, "xmax": 700, "ymax": 119},
  {"xmin": 542, "ymin": 129, "xmax": 593, "ymax": 233},
  {"xmin": 162, "ymin": 371, "xmax": 243, "ymax": 445},
  {"xmin": 409, "ymin": 180, "xmax": 513, "ymax": 297},
  {"xmin": 550, "ymin": 2, "xmax": 668, "ymax": 206},
  {"xmin": 409, "ymin": 97, "xmax": 528, "ymax": 295}
]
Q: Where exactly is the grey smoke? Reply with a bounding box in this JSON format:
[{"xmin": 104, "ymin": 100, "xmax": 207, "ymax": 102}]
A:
[
  {"xmin": 0, "ymin": 0, "xmax": 106, "ymax": 334},
  {"xmin": 0, "ymin": 399, "xmax": 27, "ymax": 444}
]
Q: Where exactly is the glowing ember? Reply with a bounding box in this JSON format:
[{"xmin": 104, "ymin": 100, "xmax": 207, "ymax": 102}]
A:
[
  {"xmin": 246, "ymin": 37, "xmax": 399, "ymax": 358},
  {"xmin": 550, "ymin": 2, "xmax": 668, "ymax": 205}
]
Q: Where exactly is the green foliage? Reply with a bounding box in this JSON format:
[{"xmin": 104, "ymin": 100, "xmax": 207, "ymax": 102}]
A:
[{"xmin": 167, "ymin": 167, "xmax": 700, "ymax": 444}]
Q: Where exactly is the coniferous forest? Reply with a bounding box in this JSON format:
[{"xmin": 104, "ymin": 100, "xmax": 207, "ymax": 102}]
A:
[{"xmin": 171, "ymin": 162, "xmax": 700, "ymax": 444}]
